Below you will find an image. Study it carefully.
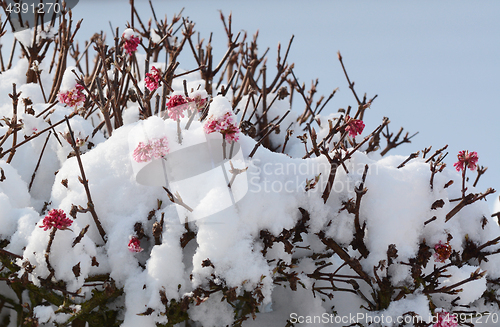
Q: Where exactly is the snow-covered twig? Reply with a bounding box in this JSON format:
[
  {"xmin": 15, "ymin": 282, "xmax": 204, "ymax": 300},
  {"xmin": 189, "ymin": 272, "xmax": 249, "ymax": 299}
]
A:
[
  {"xmin": 0, "ymin": 112, "xmax": 77, "ymax": 159},
  {"xmin": 44, "ymin": 227, "xmax": 57, "ymax": 280},
  {"xmin": 248, "ymin": 109, "xmax": 290, "ymax": 158},
  {"xmin": 352, "ymin": 164, "xmax": 369, "ymax": 258},
  {"xmin": 28, "ymin": 131, "xmax": 52, "ymax": 192},
  {"xmin": 6, "ymin": 83, "xmax": 21, "ymax": 163},
  {"xmin": 65, "ymin": 116, "xmax": 107, "ymax": 243},
  {"xmin": 446, "ymin": 188, "xmax": 496, "ymax": 222}
]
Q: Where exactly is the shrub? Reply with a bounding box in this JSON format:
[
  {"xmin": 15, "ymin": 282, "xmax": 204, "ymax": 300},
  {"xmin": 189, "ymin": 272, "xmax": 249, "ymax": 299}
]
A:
[{"xmin": 0, "ymin": 2, "xmax": 499, "ymax": 327}]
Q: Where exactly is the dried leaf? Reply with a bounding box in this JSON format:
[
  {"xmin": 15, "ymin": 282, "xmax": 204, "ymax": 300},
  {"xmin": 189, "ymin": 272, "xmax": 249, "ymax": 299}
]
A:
[
  {"xmin": 431, "ymin": 199, "xmax": 445, "ymax": 210},
  {"xmin": 72, "ymin": 262, "xmax": 81, "ymax": 278}
]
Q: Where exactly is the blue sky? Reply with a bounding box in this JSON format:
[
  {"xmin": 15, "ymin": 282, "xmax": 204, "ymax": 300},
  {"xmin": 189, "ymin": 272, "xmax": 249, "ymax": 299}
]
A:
[{"xmin": 75, "ymin": 0, "xmax": 500, "ymax": 211}]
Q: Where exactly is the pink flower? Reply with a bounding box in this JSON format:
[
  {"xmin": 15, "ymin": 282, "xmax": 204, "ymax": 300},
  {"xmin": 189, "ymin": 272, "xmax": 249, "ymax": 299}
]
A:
[
  {"xmin": 145, "ymin": 66, "xmax": 161, "ymax": 91},
  {"xmin": 57, "ymin": 84, "xmax": 85, "ymax": 108},
  {"xmin": 128, "ymin": 237, "xmax": 143, "ymax": 253},
  {"xmin": 453, "ymin": 150, "xmax": 478, "ymax": 172},
  {"xmin": 344, "ymin": 115, "xmax": 365, "ymax": 138},
  {"xmin": 203, "ymin": 112, "xmax": 240, "ymax": 143},
  {"xmin": 433, "ymin": 310, "xmax": 458, "ymax": 327},
  {"xmin": 122, "ymin": 29, "xmax": 141, "ymax": 55},
  {"xmin": 39, "ymin": 209, "xmax": 73, "ymax": 231},
  {"xmin": 434, "ymin": 241, "xmax": 452, "ymax": 263},
  {"xmin": 132, "ymin": 136, "xmax": 169, "ymax": 163},
  {"xmin": 166, "ymin": 95, "xmax": 189, "ymax": 120},
  {"xmin": 188, "ymin": 93, "xmax": 207, "ymax": 112}
]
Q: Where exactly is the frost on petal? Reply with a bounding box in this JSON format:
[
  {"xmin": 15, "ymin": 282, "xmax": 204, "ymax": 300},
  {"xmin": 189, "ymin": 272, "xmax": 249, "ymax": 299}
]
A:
[
  {"xmin": 128, "ymin": 237, "xmax": 143, "ymax": 253},
  {"xmin": 203, "ymin": 112, "xmax": 240, "ymax": 143},
  {"xmin": 39, "ymin": 209, "xmax": 73, "ymax": 231},
  {"xmin": 57, "ymin": 84, "xmax": 85, "ymax": 108},
  {"xmin": 122, "ymin": 28, "xmax": 141, "ymax": 55},
  {"xmin": 166, "ymin": 95, "xmax": 189, "ymax": 120},
  {"xmin": 433, "ymin": 241, "xmax": 452, "ymax": 263},
  {"xmin": 188, "ymin": 90, "xmax": 208, "ymax": 112}
]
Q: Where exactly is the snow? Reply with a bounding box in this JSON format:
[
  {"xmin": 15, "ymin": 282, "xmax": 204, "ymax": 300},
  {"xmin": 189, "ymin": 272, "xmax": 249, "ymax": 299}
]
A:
[
  {"xmin": 33, "ymin": 305, "xmax": 55, "ymax": 324},
  {"xmin": 122, "ymin": 28, "xmax": 137, "ymax": 40},
  {"xmin": 434, "ymin": 265, "xmax": 487, "ymax": 306},
  {"xmin": 0, "ymin": 3, "xmax": 499, "ymax": 327}
]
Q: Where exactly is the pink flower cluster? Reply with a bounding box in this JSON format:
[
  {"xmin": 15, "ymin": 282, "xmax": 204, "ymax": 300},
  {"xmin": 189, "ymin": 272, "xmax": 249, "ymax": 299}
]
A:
[
  {"xmin": 345, "ymin": 115, "xmax": 365, "ymax": 138},
  {"xmin": 145, "ymin": 66, "xmax": 161, "ymax": 91},
  {"xmin": 204, "ymin": 112, "xmax": 240, "ymax": 143},
  {"xmin": 453, "ymin": 150, "xmax": 478, "ymax": 172},
  {"xmin": 133, "ymin": 136, "xmax": 169, "ymax": 163},
  {"xmin": 434, "ymin": 241, "xmax": 452, "ymax": 263},
  {"xmin": 128, "ymin": 237, "xmax": 143, "ymax": 253},
  {"xmin": 166, "ymin": 95, "xmax": 189, "ymax": 120},
  {"xmin": 57, "ymin": 84, "xmax": 85, "ymax": 108},
  {"xmin": 189, "ymin": 93, "xmax": 207, "ymax": 112},
  {"xmin": 39, "ymin": 209, "xmax": 73, "ymax": 231},
  {"xmin": 122, "ymin": 30, "xmax": 141, "ymax": 55},
  {"xmin": 433, "ymin": 310, "xmax": 458, "ymax": 327}
]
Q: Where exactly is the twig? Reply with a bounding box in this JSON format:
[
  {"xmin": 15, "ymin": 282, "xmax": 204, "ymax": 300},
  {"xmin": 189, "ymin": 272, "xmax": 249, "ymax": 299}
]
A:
[
  {"xmin": 473, "ymin": 166, "xmax": 487, "ymax": 188},
  {"xmin": 45, "ymin": 227, "xmax": 58, "ymax": 280},
  {"xmin": 291, "ymin": 69, "xmax": 315, "ymax": 125},
  {"xmin": 6, "ymin": 83, "xmax": 21, "ymax": 163},
  {"xmin": 424, "ymin": 216, "xmax": 437, "ymax": 226},
  {"xmin": 65, "ymin": 116, "xmax": 107, "ymax": 243},
  {"xmin": 321, "ymin": 118, "xmax": 388, "ymax": 203},
  {"xmin": 0, "ymin": 112, "xmax": 77, "ymax": 159},
  {"xmin": 0, "ymin": 248, "xmax": 22, "ymax": 259},
  {"xmin": 35, "ymin": 101, "xmax": 59, "ymax": 118},
  {"xmin": 352, "ymin": 164, "xmax": 369, "ymax": 258},
  {"xmin": 72, "ymin": 225, "xmax": 90, "ymax": 248},
  {"xmin": 163, "ymin": 187, "xmax": 193, "ymax": 212},
  {"xmin": 397, "ymin": 151, "xmax": 420, "ymax": 169},
  {"xmin": 446, "ymin": 188, "xmax": 496, "ymax": 222},
  {"xmin": 227, "ymin": 161, "xmax": 248, "ymax": 188},
  {"xmin": 337, "ymin": 51, "xmax": 361, "ymax": 106},
  {"xmin": 249, "ymin": 110, "xmax": 290, "ymax": 157},
  {"xmin": 425, "ymin": 145, "xmax": 448, "ymax": 163},
  {"xmin": 28, "ymin": 131, "xmax": 52, "ymax": 192},
  {"xmin": 380, "ymin": 125, "xmax": 418, "ymax": 157}
]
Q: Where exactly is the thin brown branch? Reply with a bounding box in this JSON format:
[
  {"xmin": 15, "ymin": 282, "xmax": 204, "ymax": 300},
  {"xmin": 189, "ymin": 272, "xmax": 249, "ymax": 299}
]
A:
[{"xmin": 65, "ymin": 117, "xmax": 107, "ymax": 243}]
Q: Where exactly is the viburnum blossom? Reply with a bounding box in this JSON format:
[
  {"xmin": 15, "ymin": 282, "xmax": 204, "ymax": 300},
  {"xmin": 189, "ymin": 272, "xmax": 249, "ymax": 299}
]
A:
[
  {"xmin": 145, "ymin": 66, "xmax": 161, "ymax": 91},
  {"xmin": 434, "ymin": 241, "xmax": 452, "ymax": 263},
  {"xmin": 453, "ymin": 150, "xmax": 479, "ymax": 171},
  {"xmin": 204, "ymin": 112, "xmax": 240, "ymax": 143},
  {"xmin": 39, "ymin": 209, "xmax": 73, "ymax": 231},
  {"xmin": 57, "ymin": 84, "xmax": 85, "ymax": 108},
  {"xmin": 433, "ymin": 309, "xmax": 458, "ymax": 327},
  {"xmin": 132, "ymin": 136, "xmax": 169, "ymax": 163},
  {"xmin": 166, "ymin": 95, "xmax": 189, "ymax": 120},
  {"xmin": 128, "ymin": 237, "xmax": 143, "ymax": 253},
  {"xmin": 122, "ymin": 28, "xmax": 141, "ymax": 55},
  {"xmin": 344, "ymin": 115, "xmax": 365, "ymax": 137},
  {"xmin": 188, "ymin": 93, "xmax": 208, "ymax": 112}
]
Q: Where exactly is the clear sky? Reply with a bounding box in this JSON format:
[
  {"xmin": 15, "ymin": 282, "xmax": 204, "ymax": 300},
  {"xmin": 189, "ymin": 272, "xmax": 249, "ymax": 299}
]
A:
[{"xmin": 72, "ymin": 0, "xmax": 500, "ymax": 212}]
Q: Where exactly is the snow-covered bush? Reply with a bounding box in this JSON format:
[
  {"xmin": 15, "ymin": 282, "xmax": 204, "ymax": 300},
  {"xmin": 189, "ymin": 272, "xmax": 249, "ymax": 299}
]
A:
[{"xmin": 0, "ymin": 2, "xmax": 499, "ymax": 327}]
